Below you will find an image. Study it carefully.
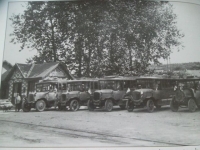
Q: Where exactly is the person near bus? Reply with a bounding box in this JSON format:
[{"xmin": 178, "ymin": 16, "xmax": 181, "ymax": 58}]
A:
[{"xmin": 15, "ymin": 93, "xmax": 22, "ymax": 112}]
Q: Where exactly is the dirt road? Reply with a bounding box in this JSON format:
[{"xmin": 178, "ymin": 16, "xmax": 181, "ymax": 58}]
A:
[{"xmin": 0, "ymin": 106, "xmax": 200, "ymax": 147}]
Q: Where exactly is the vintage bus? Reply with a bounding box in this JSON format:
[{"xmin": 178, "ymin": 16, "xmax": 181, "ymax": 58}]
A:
[
  {"xmin": 170, "ymin": 78, "xmax": 200, "ymax": 112},
  {"xmin": 22, "ymin": 79, "xmax": 67, "ymax": 112},
  {"xmin": 88, "ymin": 77, "xmax": 137, "ymax": 111},
  {"xmin": 125, "ymin": 77, "xmax": 178, "ymax": 112},
  {"xmin": 58, "ymin": 79, "xmax": 99, "ymax": 111}
]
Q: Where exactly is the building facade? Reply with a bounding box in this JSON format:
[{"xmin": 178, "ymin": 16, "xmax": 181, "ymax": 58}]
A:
[{"xmin": 5, "ymin": 62, "xmax": 73, "ymax": 103}]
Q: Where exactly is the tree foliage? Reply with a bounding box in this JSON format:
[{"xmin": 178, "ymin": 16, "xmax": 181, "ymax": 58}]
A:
[{"xmin": 10, "ymin": 0, "xmax": 184, "ymax": 77}]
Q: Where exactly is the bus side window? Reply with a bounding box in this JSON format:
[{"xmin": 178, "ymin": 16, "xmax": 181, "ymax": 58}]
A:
[
  {"xmin": 62, "ymin": 84, "xmax": 66, "ymax": 90},
  {"xmin": 194, "ymin": 81, "xmax": 198, "ymax": 90},
  {"xmin": 85, "ymin": 83, "xmax": 89, "ymax": 91},
  {"xmin": 158, "ymin": 83, "xmax": 161, "ymax": 90},
  {"xmin": 171, "ymin": 81, "xmax": 176, "ymax": 88},
  {"xmin": 198, "ymin": 82, "xmax": 200, "ymax": 90},
  {"xmin": 130, "ymin": 81, "xmax": 133, "ymax": 88},
  {"xmin": 120, "ymin": 81, "xmax": 123, "ymax": 90},
  {"xmin": 94, "ymin": 82, "xmax": 98, "ymax": 89},
  {"xmin": 90, "ymin": 82, "xmax": 93, "ymax": 90},
  {"xmin": 156, "ymin": 80, "xmax": 161, "ymax": 90},
  {"xmin": 124, "ymin": 81, "xmax": 130, "ymax": 89}
]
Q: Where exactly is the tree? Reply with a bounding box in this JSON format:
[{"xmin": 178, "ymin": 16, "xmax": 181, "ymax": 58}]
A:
[
  {"xmin": 10, "ymin": 1, "xmax": 72, "ymax": 63},
  {"xmin": 10, "ymin": 0, "xmax": 184, "ymax": 77}
]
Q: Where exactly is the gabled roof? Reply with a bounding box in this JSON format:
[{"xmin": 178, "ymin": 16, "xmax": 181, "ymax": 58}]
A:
[
  {"xmin": 16, "ymin": 63, "xmax": 32, "ymax": 78},
  {"xmin": 3, "ymin": 62, "xmax": 74, "ymax": 81},
  {"xmin": 28, "ymin": 62, "xmax": 59, "ymax": 78}
]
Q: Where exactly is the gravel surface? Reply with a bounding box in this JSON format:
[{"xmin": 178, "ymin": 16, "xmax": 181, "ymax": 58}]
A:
[{"xmin": 0, "ymin": 106, "xmax": 200, "ymax": 147}]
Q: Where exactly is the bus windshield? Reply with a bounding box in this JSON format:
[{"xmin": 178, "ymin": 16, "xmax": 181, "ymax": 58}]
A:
[
  {"xmin": 137, "ymin": 79, "xmax": 156, "ymax": 89},
  {"xmin": 100, "ymin": 80, "xmax": 117, "ymax": 90},
  {"xmin": 67, "ymin": 82, "xmax": 90, "ymax": 92},
  {"xmin": 178, "ymin": 80, "xmax": 199, "ymax": 90},
  {"xmin": 36, "ymin": 83, "xmax": 58, "ymax": 92}
]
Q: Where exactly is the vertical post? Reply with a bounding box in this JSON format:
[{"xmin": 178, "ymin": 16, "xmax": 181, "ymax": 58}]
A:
[
  {"xmin": 169, "ymin": 56, "xmax": 171, "ymax": 72},
  {"xmin": 167, "ymin": 57, "xmax": 168, "ymax": 73}
]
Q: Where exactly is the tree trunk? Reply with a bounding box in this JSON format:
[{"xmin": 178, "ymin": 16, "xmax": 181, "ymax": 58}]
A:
[
  {"xmin": 49, "ymin": 14, "xmax": 57, "ymax": 62},
  {"xmin": 77, "ymin": 36, "xmax": 82, "ymax": 78},
  {"xmin": 86, "ymin": 44, "xmax": 92, "ymax": 77},
  {"xmin": 128, "ymin": 44, "xmax": 132, "ymax": 70}
]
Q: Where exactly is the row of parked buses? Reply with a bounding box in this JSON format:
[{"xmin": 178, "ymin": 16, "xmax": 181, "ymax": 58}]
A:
[{"xmin": 22, "ymin": 76, "xmax": 200, "ymax": 113}]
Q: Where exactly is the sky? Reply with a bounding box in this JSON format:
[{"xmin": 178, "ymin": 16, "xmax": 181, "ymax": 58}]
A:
[{"xmin": 1, "ymin": 0, "xmax": 200, "ymax": 66}]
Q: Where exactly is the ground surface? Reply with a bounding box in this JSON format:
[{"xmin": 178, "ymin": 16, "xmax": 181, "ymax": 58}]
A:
[{"xmin": 0, "ymin": 106, "xmax": 200, "ymax": 147}]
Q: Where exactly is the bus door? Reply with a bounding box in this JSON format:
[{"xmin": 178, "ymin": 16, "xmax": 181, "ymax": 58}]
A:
[
  {"xmin": 113, "ymin": 80, "xmax": 125, "ymax": 101},
  {"xmin": 56, "ymin": 83, "xmax": 62, "ymax": 100},
  {"xmin": 79, "ymin": 82, "xmax": 90, "ymax": 101},
  {"xmin": 159, "ymin": 80, "xmax": 175, "ymax": 105},
  {"xmin": 47, "ymin": 83, "xmax": 58, "ymax": 101}
]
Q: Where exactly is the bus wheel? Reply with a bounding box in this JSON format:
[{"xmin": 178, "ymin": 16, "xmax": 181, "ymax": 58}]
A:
[
  {"xmin": 105, "ymin": 100, "xmax": 113, "ymax": 112},
  {"xmin": 126, "ymin": 100, "xmax": 134, "ymax": 112},
  {"xmin": 147, "ymin": 99, "xmax": 154, "ymax": 113},
  {"xmin": 35, "ymin": 100, "xmax": 46, "ymax": 112},
  {"xmin": 70, "ymin": 100, "xmax": 80, "ymax": 111},
  {"xmin": 188, "ymin": 98, "xmax": 197, "ymax": 112},
  {"xmin": 22, "ymin": 101, "xmax": 31, "ymax": 112},
  {"xmin": 87, "ymin": 100, "xmax": 96, "ymax": 111},
  {"xmin": 170, "ymin": 98, "xmax": 179, "ymax": 112}
]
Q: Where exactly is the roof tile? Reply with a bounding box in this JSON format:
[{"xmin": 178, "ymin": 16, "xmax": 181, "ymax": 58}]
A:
[{"xmin": 28, "ymin": 62, "xmax": 59, "ymax": 78}]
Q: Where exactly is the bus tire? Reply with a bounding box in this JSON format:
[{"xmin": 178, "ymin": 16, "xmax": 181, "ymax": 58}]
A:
[
  {"xmin": 188, "ymin": 98, "xmax": 197, "ymax": 112},
  {"xmin": 146, "ymin": 99, "xmax": 154, "ymax": 113},
  {"xmin": 105, "ymin": 99, "xmax": 113, "ymax": 112}
]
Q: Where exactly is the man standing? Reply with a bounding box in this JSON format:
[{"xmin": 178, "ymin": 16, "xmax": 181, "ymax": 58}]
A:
[{"xmin": 15, "ymin": 93, "xmax": 22, "ymax": 112}]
